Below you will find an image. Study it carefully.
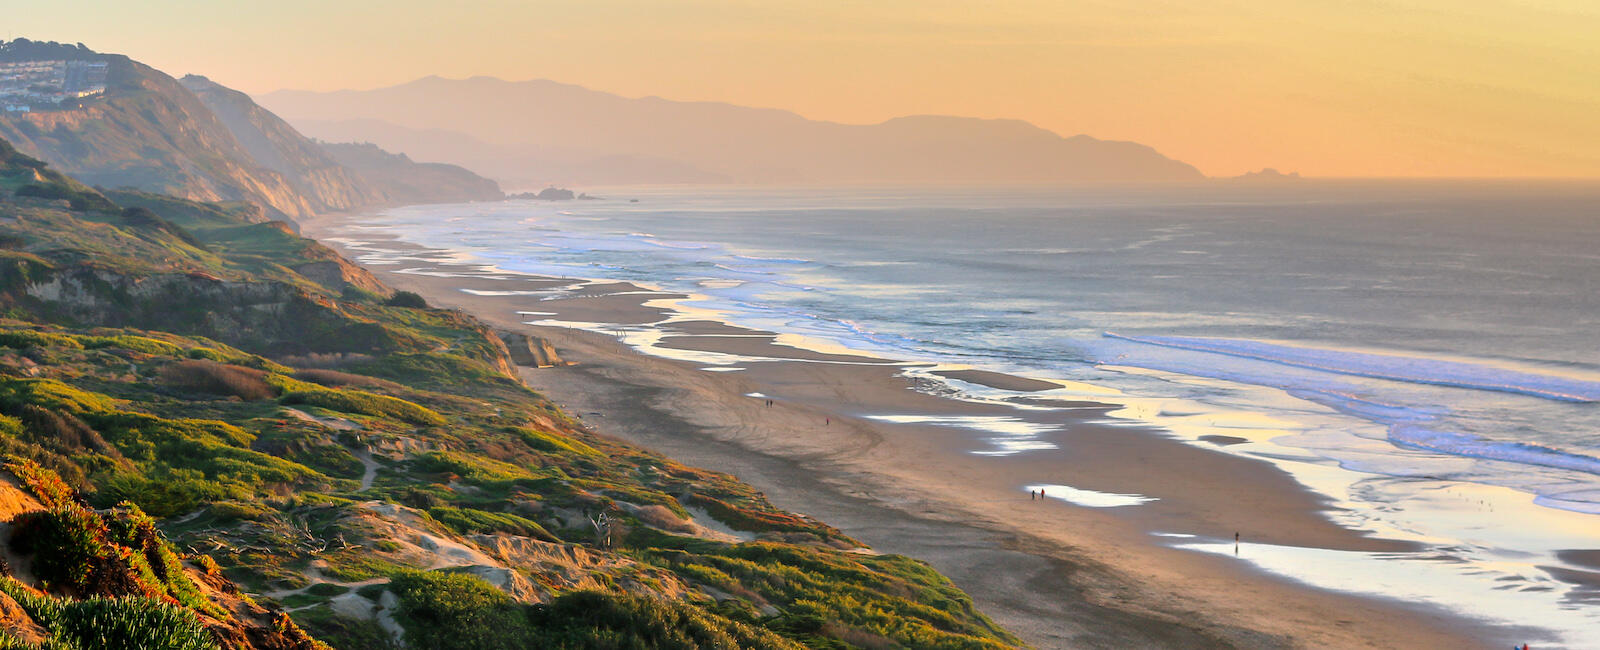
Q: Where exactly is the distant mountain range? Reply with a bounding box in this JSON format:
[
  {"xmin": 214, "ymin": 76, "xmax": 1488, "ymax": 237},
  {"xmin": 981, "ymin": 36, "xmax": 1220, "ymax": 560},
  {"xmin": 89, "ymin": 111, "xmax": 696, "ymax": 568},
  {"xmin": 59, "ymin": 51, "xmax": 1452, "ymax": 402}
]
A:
[
  {"xmin": 259, "ymin": 76, "xmax": 1205, "ymax": 187},
  {"xmin": 0, "ymin": 40, "xmax": 501, "ymax": 221}
]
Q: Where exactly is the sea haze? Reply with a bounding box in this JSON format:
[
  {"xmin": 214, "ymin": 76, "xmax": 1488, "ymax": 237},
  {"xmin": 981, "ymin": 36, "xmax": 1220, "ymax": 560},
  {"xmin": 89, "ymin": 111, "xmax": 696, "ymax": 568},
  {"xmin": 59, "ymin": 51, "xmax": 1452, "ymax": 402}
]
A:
[{"xmin": 342, "ymin": 180, "xmax": 1600, "ymax": 643}]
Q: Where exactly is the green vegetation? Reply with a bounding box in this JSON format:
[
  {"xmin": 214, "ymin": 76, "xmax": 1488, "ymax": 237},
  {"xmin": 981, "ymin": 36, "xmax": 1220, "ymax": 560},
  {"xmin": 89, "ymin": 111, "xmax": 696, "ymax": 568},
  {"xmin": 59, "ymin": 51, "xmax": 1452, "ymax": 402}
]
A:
[
  {"xmin": 0, "ymin": 138, "xmax": 1020, "ymax": 649},
  {"xmin": 387, "ymin": 571, "xmax": 800, "ymax": 650},
  {"xmin": 0, "ymin": 138, "xmax": 115, "ymax": 214},
  {"xmin": 516, "ymin": 426, "xmax": 604, "ymax": 458},
  {"xmin": 0, "ymin": 459, "xmax": 323, "ymax": 649},
  {"xmin": 0, "ymin": 578, "xmax": 218, "ymax": 650},
  {"xmin": 427, "ymin": 505, "xmax": 558, "ymax": 542},
  {"xmin": 384, "ymin": 290, "xmax": 427, "ymax": 309},
  {"xmin": 279, "ymin": 388, "xmax": 445, "ymax": 426}
]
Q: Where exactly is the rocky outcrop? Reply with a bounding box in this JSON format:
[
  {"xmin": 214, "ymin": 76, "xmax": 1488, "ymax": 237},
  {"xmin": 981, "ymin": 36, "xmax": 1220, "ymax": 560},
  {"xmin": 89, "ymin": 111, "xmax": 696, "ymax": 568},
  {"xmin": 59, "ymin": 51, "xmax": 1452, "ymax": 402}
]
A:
[
  {"xmin": 500, "ymin": 332, "xmax": 567, "ymax": 368},
  {"xmin": 19, "ymin": 267, "xmax": 395, "ymax": 356},
  {"xmin": 0, "ymin": 473, "xmax": 44, "ymax": 522},
  {"xmin": 288, "ymin": 258, "xmax": 388, "ymax": 296},
  {"xmin": 26, "ymin": 267, "xmax": 298, "ymax": 321},
  {"xmin": 0, "ymin": 591, "xmax": 49, "ymax": 645}
]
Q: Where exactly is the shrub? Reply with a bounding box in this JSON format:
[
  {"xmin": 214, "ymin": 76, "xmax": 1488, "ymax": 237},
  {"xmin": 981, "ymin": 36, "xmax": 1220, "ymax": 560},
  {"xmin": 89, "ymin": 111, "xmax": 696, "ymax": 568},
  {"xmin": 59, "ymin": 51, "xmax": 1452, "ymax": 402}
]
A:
[
  {"xmin": 684, "ymin": 494, "xmax": 821, "ymax": 536},
  {"xmin": 413, "ymin": 451, "xmax": 533, "ymax": 483},
  {"xmin": 96, "ymin": 472, "xmax": 233, "ymax": 519},
  {"xmin": 14, "ymin": 405, "xmax": 116, "ymax": 455},
  {"xmin": 0, "ymin": 379, "xmax": 117, "ymax": 416},
  {"xmin": 184, "ymin": 346, "xmax": 292, "ymax": 374},
  {"xmin": 263, "ymin": 374, "xmax": 322, "ymax": 395},
  {"xmin": 387, "ymin": 571, "xmax": 801, "ymax": 650},
  {"xmin": 528, "ymin": 590, "xmax": 802, "ymax": 649},
  {"xmin": 633, "ymin": 505, "xmax": 695, "ymax": 534},
  {"xmin": 40, "ymin": 595, "xmax": 217, "ymax": 650},
  {"xmin": 14, "ymin": 183, "xmax": 116, "ymax": 213},
  {"xmin": 278, "ymin": 389, "xmax": 445, "ymax": 426},
  {"xmin": 515, "ymin": 427, "xmax": 603, "ymax": 458},
  {"xmin": 340, "ymin": 285, "xmax": 383, "ymax": 304},
  {"xmin": 3, "ymin": 456, "xmax": 77, "ymax": 508},
  {"xmin": 0, "ymin": 329, "xmax": 83, "ymax": 350},
  {"xmin": 291, "ymin": 602, "xmax": 399, "ymax": 650},
  {"xmin": 119, "ymin": 207, "xmax": 203, "ymax": 249},
  {"xmin": 306, "ymin": 583, "xmax": 349, "ymax": 597},
  {"xmin": 275, "ymin": 352, "xmax": 374, "ymax": 369},
  {"xmin": 292, "ymin": 369, "xmax": 399, "ymax": 390},
  {"xmin": 101, "ymin": 503, "xmax": 224, "ymax": 617},
  {"xmin": 9, "ymin": 505, "xmax": 165, "ymax": 601},
  {"xmin": 159, "ymin": 361, "xmax": 275, "ymax": 401},
  {"xmin": 206, "ymin": 500, "xmax": 276, "ymax": 523},
  {"xmin": 426, "ymin": 506, "xmax": 558, "ymax": 542},
  {"xmin": 0, "ymin": 437, "xmax": 91, "ymax": 493},
  {"xmin": 387, "ymin": 570, "xmax": 535, "ymax": 650},
  {"xmin": 383, "ymin": 291, "xmax": 428, "ymax": 309},
  {"xmin": 79, "ymin": 335, "xmax": 184, "ymax": 357},
  {"xmin": 349, "ymin": 352, "xmax": 507, "ymax": 391}
]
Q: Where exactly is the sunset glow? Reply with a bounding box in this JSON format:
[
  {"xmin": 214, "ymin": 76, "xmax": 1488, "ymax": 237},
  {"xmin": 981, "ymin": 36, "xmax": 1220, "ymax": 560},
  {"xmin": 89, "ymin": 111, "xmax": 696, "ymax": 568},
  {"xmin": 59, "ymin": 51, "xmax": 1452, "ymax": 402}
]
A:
[{"xmin": 10, "ymin": 0, "xmax": 1597, "ymax": 177}]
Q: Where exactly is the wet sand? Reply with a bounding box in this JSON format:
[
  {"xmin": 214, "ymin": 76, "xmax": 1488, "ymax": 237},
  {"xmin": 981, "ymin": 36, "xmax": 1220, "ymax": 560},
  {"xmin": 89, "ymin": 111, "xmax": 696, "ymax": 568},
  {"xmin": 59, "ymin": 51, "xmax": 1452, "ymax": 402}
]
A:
[
  {"xmin": 656, "ymin": 334, "xmax": 898, "ymax": 364},
  {"xmin": 304, "ymin": 218, "xmax": 1526, "ymax": 649}
]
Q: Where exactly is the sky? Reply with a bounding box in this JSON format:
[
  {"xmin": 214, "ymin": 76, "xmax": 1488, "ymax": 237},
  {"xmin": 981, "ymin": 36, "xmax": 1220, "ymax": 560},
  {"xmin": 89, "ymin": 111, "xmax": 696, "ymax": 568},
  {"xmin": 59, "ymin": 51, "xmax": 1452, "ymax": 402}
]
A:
[{"xmin": 8, "ymin": 0, "xmax": 1598, "ymax": 178}]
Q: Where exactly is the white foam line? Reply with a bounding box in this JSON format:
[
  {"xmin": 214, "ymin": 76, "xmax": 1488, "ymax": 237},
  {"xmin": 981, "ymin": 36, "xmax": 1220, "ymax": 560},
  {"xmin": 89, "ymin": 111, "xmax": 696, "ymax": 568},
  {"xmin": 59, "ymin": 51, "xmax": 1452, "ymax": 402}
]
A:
[{"xmin": 1106, "ymin": 332, "xmax": 1600, "ymax": 403}]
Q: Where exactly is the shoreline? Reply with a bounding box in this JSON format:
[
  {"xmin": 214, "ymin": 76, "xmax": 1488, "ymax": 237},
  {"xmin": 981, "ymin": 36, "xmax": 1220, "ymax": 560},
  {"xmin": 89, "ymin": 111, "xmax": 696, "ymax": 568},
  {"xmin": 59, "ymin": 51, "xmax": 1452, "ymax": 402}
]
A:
[{"xmin": 303, "ymin": 214, "xmax": 1530, "ymax": 648}]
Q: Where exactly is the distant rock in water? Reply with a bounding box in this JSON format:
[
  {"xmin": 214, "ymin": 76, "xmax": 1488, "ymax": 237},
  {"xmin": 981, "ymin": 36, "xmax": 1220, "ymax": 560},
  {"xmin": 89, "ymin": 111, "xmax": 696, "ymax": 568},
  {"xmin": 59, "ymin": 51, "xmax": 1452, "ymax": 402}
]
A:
[{"xmin": 1229, "ymin": 168, "xmax": 1302, "ymax": 181}]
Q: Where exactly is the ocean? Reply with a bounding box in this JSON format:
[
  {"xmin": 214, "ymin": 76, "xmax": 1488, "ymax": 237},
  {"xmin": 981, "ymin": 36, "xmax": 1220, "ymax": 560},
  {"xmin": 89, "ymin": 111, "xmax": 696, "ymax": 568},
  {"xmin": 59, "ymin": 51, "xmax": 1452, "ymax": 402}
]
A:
[{"xmin": 331, "ymin": 180, "xmax": 1600, "ymax": 645}]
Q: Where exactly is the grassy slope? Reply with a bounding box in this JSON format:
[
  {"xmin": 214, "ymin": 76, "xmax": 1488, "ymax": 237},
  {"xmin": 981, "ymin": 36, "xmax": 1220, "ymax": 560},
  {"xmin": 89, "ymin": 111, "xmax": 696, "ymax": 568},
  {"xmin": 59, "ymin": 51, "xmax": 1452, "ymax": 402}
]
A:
[{"xmin": 0, "ymin": 142, "xmax": 1021, "ymax": 649}]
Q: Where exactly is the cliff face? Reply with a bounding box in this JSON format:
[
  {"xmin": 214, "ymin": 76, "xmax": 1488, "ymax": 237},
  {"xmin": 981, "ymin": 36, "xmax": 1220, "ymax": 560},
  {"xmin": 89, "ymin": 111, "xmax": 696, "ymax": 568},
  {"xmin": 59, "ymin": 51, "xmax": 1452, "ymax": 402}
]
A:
[
  {"xmin": 319, "ymin": 141, "xmax": 501, "ymax": 204},
  {"xmin": 179, "ymin": 75, "xmax": 389, "ymax": 213},
  {"xmin": 0, "ymin": 55, "xmax": 325, "ymax": 220},
  {"xmin": 0, "ymin": 45, "xmax": 507, "ymax": 221},
  {"xmin": 0, "ymin": 43, "xmax": 510, "ymax": 221}
]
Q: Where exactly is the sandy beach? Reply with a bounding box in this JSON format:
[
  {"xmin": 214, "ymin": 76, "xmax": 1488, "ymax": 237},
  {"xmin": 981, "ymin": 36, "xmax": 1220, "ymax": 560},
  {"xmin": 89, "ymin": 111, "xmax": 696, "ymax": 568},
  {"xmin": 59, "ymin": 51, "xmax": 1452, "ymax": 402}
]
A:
[{"xmin": 306, "ymin": 219, "xmax": 1530, "ymax": 649}]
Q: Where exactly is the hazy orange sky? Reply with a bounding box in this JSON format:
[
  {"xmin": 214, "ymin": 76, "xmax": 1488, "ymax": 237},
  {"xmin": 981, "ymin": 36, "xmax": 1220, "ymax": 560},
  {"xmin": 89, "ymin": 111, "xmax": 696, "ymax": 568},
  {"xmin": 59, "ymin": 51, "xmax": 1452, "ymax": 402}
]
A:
[{"xmin": 10, "ymin": 1, "xmax": 1598, "ymax": 177}]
